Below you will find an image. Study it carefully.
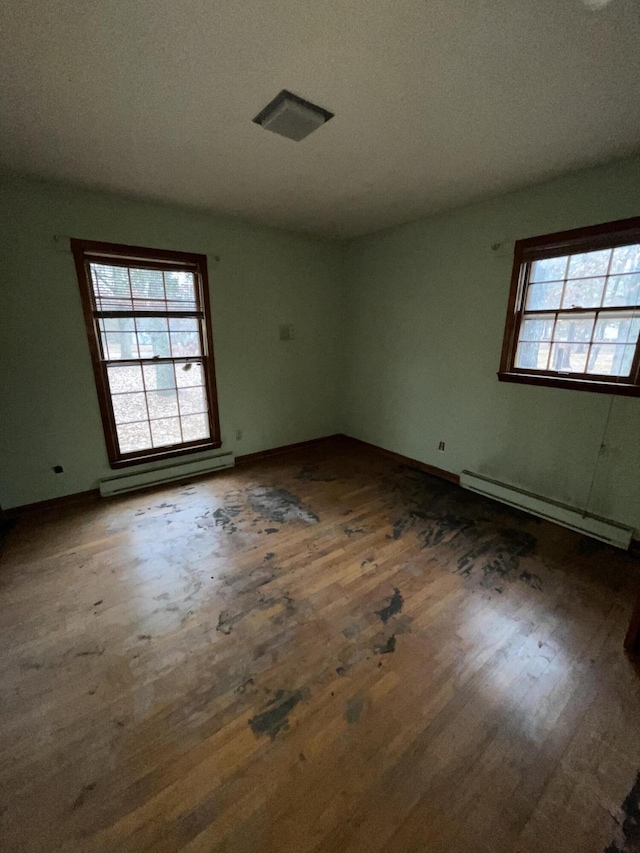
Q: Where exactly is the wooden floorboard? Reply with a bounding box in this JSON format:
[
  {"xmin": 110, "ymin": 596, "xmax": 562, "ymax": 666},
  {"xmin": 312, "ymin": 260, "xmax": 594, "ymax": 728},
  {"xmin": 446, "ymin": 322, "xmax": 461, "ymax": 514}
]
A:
[{"xmin": 1, "ymin": 439, "xmax": 639, "ymax": 852}]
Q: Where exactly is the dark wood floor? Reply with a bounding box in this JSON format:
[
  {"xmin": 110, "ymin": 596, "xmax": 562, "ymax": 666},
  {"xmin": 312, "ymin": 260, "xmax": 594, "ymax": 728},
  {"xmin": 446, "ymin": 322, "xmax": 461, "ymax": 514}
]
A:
[{"xmin": 1, "ymin": 439, "xmax": 639, "ymax": 852}]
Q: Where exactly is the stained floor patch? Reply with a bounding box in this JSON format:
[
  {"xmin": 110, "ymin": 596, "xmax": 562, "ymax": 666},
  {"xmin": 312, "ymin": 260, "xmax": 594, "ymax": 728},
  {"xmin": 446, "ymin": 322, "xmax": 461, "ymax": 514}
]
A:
[
  {"xmin": 345, "ymin": 697, "xmax": 364, "ymax": 724},
  {"xmin": 249, "ymin": 487, "xmax": 319, "ymax": 525},
  {"xmin": 375, "ymin": 588, "xmax": 403, "ymax": 623},
  {"xmin": 605, "ymin": 770, "xmax": 640, "ymax": 852},
  {"xmin": 248, "ymin": 689, "xmax": 305, "ymax": 740}
]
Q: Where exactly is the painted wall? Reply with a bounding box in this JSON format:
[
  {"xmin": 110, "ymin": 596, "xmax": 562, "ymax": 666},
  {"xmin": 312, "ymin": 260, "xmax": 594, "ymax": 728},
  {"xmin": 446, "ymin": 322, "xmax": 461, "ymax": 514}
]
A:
[
  {"xmin": 0, "ymin": 174, "xmax": 345, "ymax": 508},
  {"xmin": 343, "ymin": 157, "xmax": 640, "ymax": 536}
]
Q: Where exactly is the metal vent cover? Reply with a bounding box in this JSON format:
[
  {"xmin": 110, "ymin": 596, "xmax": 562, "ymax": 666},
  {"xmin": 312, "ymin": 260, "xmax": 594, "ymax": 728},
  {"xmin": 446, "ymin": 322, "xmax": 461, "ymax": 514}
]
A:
[{"xmin": 253, "ymin": 90, "xmax": 334, "ymax": 141}]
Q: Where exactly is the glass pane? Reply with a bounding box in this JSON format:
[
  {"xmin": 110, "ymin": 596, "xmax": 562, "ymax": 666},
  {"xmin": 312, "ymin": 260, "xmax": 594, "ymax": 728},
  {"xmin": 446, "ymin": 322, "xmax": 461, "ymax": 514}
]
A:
[
  {"xmin": 170, "ymin": 332, "xmax": 201, "ymax": 357},
  {"xmin": 146, "ymin": 388, "xmax": 179, "ymax": 419},
  {"xmin": 567, "ymin": 249, "xmax": 611, "ymax": 279},
  {"xmin": 91, "ymin": 264, "xmax": 132, "ymax": 311},
  {"xmin": 549, "ymin": 343, "xmax": 588, "ymax": 373},
  {"xmin": 587, "ymin": 344, "xmax": 635, "ymax": 377},
  {"xmin": 176, "ymin": 361, "xmax": 205, "ymax": 388},
  {"xmin": 594, "ymin": 315, "xmax": 640, "ymax": 345},
  {"xmin": 178, "ymin": 386, "xmax": 207, "ymax": 415},
  {"xmin": 181, "ymin": 414, "xmax": 209, "ymax": 442},
  {"xmin": 135, "ymin": 316, "xmax": 168, "ymax": 333},
  {"xmin": 515, "ymin": 342, "xmax": 550, "ymax": 370},
  {"xmin": 107, "ymin": 364, "xmax": 144, "ymax": 394},
  {"xmin": 143, "ymin": 363, "xmax": 176, "ymax": 392},
  {"xmin": 112, "ymin": 392, "xmax": 148, "ymax": 425},
  {"xmin": 610, "ymin": 244, "xmax": 640, "ymax": 275},
  {"xmin": 168, "ymin": 317, "xmax": 199, "ymax": 332},
  {"xmin": 553, "ymin": 314, "xmax": 594, "ymax": 343},
  {"xmin": 602, "ymin": 274, "xmax": 640, "ymax": 307},
  {"xmin": 150, "ymin": 417, "xmax": 182, "ymax": 448},
  {"xmin": 621, "ymin": 345, "xmax": 636, "ymax": 376},
  {"xmin": 526, "ymin": 280, "xmax": 563, "ymax": 311},
  {"xmin": 530, "ymin": 256, "xmax": 567, "ymax": 283},
  {"xmin": 117, "ymin": 421, "xmax": 152, "ymax": 453},
  {"xmin": 129, "ymin": 268, "xmax": 165, "ymax": 309},
  {"xmin": 101, "ymin": 331, "xmax": 140, "ymax": 360},
  {"xmin": 561, "ymin": 277, "xmax": 605, "ymax": 309},
  {"xmin": 137, "ymin": 332, "xmax": 171, "ymax": 359},
  {"xmin": 100, "ymin": 317, "xmax": 135, "ymax": 333},
  {"xmin": 164, "ymin": 271, "xmax": 197, "ymax": 310},
  {"xmin": 519, "ymin": 316, "xmax": 554, "ymax": 341}
]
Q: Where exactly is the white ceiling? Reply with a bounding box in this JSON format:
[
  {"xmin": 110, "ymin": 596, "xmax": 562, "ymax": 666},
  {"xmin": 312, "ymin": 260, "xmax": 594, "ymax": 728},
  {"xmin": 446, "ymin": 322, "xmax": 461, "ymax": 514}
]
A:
[{"xmin": 1, "ymin": 0, "xmax": 639, "ymax": 238}]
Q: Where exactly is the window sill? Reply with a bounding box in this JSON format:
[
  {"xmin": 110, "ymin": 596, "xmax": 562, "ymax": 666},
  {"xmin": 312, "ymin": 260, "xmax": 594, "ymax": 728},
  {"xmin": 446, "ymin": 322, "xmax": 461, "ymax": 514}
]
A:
[
  {"xmin": 497, "ymin": 371, "xmax": 640, "ymax": 397},
  {"xmin": 110, "ymin": 439, "xmax": 222, "ymax": 469}
]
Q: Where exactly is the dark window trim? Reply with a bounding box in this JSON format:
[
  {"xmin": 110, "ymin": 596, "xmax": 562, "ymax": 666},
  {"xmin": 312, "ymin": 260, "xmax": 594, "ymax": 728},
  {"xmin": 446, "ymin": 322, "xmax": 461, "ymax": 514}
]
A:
[
  {"xmin": 72, "ymin": 239, "xmax": 222, "ymax": 468},
  {"xmin": 498, "ymin": 216, "xmax": 640, "ymax": 397}
]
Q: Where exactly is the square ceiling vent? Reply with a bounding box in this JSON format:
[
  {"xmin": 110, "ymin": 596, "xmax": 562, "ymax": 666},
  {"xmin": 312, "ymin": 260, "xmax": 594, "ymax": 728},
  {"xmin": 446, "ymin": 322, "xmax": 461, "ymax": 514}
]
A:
[{"xmin": 253, "ymin": 90, "xmax": 334, "ymax": 142}]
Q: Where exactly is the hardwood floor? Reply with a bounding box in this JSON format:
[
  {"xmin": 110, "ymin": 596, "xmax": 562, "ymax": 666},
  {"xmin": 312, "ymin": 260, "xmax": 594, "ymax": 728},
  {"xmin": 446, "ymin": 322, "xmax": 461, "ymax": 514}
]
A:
[{"xmin": 1, "ymin": 438, "xmax": 639, "ymax": 853}]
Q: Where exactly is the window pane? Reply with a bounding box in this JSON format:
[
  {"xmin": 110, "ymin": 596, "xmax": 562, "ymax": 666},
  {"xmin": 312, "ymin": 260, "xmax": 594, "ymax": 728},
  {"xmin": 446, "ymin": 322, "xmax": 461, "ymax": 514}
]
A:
[
  {"xmin": 129, "ymin": 268, "xmax": 165, "ymax": 310},
  {"xmin": 170, "ymin": 332, "xmax": 201, "ymax": 357},
  {"xmin": 561, "ymin": 277, "xmax": 605, "ymax": 309},
  {"xmin": 549, "ymin": 343, "xmax": 588, "ymax": 373},
  {"xmin": 530, "ymin": 256, "xmax": 567, "ymax": 283},
  {"xmin": 587, "ymin": 344, "xmax": 635, "ymax": 377},
  {"xmin": 91, "ymin": 264, "xmax": 132, "ymax": 311},
  {"xmin": 178, "ymin": 386, "xmax": 207, "ymax": 415},
  {"xmin": 107, "ymin": 364, "xmax": 144, "ymax": 394},
  {"xmin": 553, "ymin": 314, "xmax": 594, "ymax": 343},
  {"xmin": 101, "ymin": 331, "xmax": 140, "ymax": 360},
  {"xmin": 526, "ymin": 280, "xmax": 563, "ymax": 310},
  {"xmin": 602, "ymin": 274, "xmax": 640, "ymax": 307},
  {"xmin": 181, "ymin": 414, "xmax": 209, "ymax": 442},
  {"xmin": 137, "ymin": 332, "xmax": 171, "ymax": 359},
  {"xmin": 146, "ymin": 388, "xmax": 179, "ymax": 419},
  {"xmin": 610, "ymin": 244, "xmax": 640, "ymax": 275},
  {"xmin": 567, "ymin": 249, "xmax": 611, "ymax": 279},
  {"xmin": 150, "ymin": 418, "xmax": 182, "ymax": 448},
  {"xmin": 135, "ymin": 316, "xmax": 168, "ymax": 333},
  {"xmin": 594, "ymin": 315, "xmax": 640, "ymax": 345},
  {"xmin": 164, "ymin": 271, "xmax": 198, "ymax": 310},
  {"xmin": 99, "ymin": 320, "xmax": 139, "ymax": 360},
  {"xmin": 117, "ymin": 421, "xmax": 152, "ymax": 453},
  {"xmin": 112, "ymin": 392, "xmax": 148, "ymax": 425},
  {"xmin": 519, "ymin": 316, "xmax": 554, "ymax": 341},
  {"xmin": 176, "ymin": 361, "xmax": 205, "ymax": 388},
  {"xmin": 143, "ymin": 363, "xmax": 176, "ymax": 391},
  {"xmin": 515, "ymin": 341, "xmax": 550, "ymax": 370}
]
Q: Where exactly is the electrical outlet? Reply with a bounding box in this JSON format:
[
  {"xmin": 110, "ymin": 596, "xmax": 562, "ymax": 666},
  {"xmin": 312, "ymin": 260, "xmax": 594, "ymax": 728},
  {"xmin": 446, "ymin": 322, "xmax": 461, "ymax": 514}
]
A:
[
  {"xmin": 235, "ymin": 429, "xmax": 243, "ymax": 441},
  {"xmin": 438, "ymin": 441, "xmax": 445, "ymax": 452}
]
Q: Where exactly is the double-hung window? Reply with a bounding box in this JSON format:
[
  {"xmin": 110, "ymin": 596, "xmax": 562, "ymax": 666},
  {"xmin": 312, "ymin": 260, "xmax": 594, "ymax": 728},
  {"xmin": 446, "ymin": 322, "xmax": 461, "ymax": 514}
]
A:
[
  {"xmin": 499, "ymin": 216, "xmax": 640, "ymax": 395},
  {"xmin": 72, "ymin": 239, "xmax": 221, "ymax": 467}
]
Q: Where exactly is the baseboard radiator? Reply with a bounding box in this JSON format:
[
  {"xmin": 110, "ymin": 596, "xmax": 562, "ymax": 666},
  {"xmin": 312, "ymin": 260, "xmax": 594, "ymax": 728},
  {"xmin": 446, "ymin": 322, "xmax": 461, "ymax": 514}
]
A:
[
  {"xmin": 459, "ymin": 470, "xmax": 633, "ymax": 550},
  {"xmin": 99, "ymin": 452, "xmax": 235, "ymax": 497}
]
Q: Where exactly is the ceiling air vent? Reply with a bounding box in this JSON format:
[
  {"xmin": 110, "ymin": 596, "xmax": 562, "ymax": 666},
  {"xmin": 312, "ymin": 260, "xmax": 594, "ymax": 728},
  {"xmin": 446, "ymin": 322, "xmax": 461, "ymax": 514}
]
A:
[{"xmin": 253, "ymin": 90, "xmax": 334, "ymax": 142}]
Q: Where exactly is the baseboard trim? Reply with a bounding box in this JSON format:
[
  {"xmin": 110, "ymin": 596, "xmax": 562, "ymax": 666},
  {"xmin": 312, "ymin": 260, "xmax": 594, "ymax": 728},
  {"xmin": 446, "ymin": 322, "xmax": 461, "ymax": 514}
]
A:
[
  {"xmin": 337, "ymin": 434, "xmax": 460, "ymax": 485},
  {"xmin": 3, "ymin": 436, "xmax": 638, "ymax": 554},
  {"xmin": 235, "ymin": 434, "xmax": 342, "ymax": 466}
]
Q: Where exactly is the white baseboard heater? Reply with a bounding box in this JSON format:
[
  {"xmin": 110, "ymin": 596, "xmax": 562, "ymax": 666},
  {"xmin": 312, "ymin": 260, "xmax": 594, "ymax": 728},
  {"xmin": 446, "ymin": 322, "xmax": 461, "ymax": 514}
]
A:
[
  {"xmin": 460, "ymin": 470, "xmax": 633, "ymax": 550},
  {"xmin": 99, "ymin": 452, "xmax": 235, "ymax": 497}
]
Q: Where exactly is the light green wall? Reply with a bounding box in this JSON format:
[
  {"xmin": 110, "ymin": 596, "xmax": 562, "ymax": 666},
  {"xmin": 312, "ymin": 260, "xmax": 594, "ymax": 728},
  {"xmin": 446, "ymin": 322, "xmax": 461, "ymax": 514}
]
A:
[
  {"xmin": 343, "ymin": 156, "xmax": 640, "ymax": 536},
  {"xmin": 2, "ymin": 159, "xmax": 639, "ymax": 533},
  {"xmin": 0, "ymin": 174, "xmax": 345, "ymax": 508}
]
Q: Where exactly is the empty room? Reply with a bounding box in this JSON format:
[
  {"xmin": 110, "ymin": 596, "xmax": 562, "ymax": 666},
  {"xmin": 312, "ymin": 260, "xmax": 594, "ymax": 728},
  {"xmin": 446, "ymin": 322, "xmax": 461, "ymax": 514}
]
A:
[{"xmin": 1, "ymin": 1, "xmax": 640, "ymax": 851}]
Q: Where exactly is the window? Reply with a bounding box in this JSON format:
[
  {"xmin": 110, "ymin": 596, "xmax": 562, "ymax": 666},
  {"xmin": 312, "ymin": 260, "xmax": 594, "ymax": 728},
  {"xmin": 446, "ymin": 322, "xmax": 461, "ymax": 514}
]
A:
[
  {"xmin": 499, "ymin": 216, "xmax": 640, "ymax": 396},
  {"xmin": 72, "ymin": 240, "xmax": 221, "ymax": 467}
]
